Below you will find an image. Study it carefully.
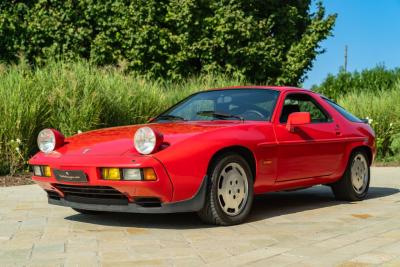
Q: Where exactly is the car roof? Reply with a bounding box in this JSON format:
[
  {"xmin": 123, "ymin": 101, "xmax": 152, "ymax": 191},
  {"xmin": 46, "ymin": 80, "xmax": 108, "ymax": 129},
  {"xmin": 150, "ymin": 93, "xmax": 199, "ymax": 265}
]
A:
[{"xmin": 208, "ymin": 85, "xmax": 312, "ymax": 93}]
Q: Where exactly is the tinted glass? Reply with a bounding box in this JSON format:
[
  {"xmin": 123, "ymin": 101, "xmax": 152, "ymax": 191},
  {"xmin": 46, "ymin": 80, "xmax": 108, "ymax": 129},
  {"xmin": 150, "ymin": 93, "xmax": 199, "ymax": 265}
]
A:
[
  {"xmin": 155, "ymin": 89, "xmax": 280, "ymax": 122},
  {"xmin": 323, "ymin": 98, "xmax": 363, "ymax": 122},
  {"xmin": 280, "ymin": 94, "xmax": 330, "ymax": 123}
]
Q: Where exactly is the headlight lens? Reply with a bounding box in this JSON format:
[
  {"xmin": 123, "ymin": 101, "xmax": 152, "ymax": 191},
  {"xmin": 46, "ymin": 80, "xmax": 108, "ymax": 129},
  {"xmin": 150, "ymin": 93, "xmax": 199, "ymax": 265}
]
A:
[
  {"xmin": 37, "ymin": 129, "xmax": 65, "ymax": 153},
  {"xmin": 38, "ymin": 129, "xmax": 56, "ymax": 153},
  {"xmin": 134, "ymin": 127, "xmax": 160, "ymax": 155},
  {"xmin": 122, "ymin": 169, "xmax": 142, "ymax": 181},
  {"xmin": 33, "ymin": 166, "xmax": 42, "ymax": 176}
]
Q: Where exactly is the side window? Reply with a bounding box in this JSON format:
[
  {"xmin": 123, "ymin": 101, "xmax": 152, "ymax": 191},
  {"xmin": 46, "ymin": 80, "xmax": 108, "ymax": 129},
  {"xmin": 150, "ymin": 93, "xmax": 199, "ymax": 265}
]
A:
[
  {"xmin": 280, "ymin": 94, "xmax": 330, "ymax": 123},
  {"xmin": 323, "ymin": 98, "xmax": 363, "ymax": 123}
]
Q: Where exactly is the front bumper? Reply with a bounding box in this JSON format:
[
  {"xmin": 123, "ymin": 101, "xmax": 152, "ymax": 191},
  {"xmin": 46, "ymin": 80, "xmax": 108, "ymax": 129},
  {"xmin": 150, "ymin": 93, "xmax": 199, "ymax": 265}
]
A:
[
  {"xmin": 46, "ymin": 176, "xmax": 207, "ymax": 213},
  {"xmin": 31, "ymin": 154, "xmax": 174, "ymax": 202}
]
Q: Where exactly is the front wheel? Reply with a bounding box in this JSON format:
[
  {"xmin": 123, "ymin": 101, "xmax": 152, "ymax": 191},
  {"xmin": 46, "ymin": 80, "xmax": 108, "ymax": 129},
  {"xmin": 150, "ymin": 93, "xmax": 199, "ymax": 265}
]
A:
[
  {"xmin": 331, "ymin": 150, "xmax": 370, "ymax": 201},
  {"xmin": 198, "ymin": 153, "xmax": 254, "ymax": 225}
]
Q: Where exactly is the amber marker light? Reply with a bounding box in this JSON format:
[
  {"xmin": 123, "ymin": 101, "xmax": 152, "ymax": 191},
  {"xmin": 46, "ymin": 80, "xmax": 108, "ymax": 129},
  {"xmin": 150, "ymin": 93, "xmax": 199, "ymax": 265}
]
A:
[{"xmin": 143, "ymin": 168, "xmax": 157, "ymax": 181}]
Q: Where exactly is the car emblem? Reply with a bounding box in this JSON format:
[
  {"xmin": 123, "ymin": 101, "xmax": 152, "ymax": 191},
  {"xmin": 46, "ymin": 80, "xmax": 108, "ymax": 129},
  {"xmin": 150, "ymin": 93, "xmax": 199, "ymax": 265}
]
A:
[
  {"xmin": 82, "ymin": 148, "xmax": 91, "ymax": 154},
  {"xmin": 66, "ymin": 171, "xmax": 70, "ymax": 176}
]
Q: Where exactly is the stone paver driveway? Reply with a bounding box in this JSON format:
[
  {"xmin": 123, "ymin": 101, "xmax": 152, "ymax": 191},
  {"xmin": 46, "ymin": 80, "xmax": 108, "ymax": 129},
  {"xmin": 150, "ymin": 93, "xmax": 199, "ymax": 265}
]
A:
[{"xmin": 0, "ymin": 167, "xmax": 399, "ymax": 267}]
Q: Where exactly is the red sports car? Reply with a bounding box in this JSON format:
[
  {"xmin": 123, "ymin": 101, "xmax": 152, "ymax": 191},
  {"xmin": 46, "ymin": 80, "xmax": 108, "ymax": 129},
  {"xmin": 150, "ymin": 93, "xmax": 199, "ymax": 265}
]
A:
[{"xmin": 29, "ymin": 86, "xmax": 376, "ymax": 225}]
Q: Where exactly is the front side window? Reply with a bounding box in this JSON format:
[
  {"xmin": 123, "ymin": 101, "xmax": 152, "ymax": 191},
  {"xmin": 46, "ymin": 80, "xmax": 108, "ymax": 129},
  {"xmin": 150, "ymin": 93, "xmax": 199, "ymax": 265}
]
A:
[
  {"xmin": 155, "ymin": 89, "xmax": 280, "ymax": 122},
  {"xmin": 280, "ymin": 93, "xmax": 331, "ymax": 123}
]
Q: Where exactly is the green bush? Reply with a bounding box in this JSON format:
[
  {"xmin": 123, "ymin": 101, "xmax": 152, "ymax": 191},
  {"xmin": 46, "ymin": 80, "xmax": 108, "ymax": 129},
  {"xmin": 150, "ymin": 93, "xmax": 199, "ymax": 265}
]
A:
[
  {"xmin": 0, "ymin": 60, "xmax": 244, "ymax": 175},
  {"xmin": 338, "ymin": 85, "xmax": 400, "ymax": 160},
  {"xmin": 0, "ymin": 0, "xmax": 336, "ymax": 84},
  {"xmin": 313, "ymin": 66, "xmax": 400, "ymax": 100}
]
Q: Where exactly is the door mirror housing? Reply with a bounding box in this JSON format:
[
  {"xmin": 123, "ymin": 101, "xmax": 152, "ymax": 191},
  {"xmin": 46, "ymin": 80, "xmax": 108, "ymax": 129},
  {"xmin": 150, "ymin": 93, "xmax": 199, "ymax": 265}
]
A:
[{"xmin": 286, "ymin": 112, "xmax": 311, "ymax": 132}]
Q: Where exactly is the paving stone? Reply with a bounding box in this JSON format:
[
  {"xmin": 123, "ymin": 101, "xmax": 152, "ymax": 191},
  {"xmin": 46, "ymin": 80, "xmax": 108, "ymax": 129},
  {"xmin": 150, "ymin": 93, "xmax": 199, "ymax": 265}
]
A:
[{"xmin": 0, "ymin": 167, "xmax": 398, "ymax": 266}]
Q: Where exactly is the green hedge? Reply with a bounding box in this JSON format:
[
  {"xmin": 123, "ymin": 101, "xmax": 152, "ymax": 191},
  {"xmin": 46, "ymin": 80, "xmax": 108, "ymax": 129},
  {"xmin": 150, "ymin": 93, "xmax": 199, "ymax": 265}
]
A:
[
  {"xmin": 0, "ymin": 0, "xmax": 336, "ymax": 84},
  {"xmin": 0, "ymin": 60, "xmax": 244, "ymax": 175},
  {"xmin": 312, "ymin": 66, "xmax": 400, "ymax": 100},
  {"xmin": 313, "ymin": 66, "xmax": 400, "ymax": 161}
]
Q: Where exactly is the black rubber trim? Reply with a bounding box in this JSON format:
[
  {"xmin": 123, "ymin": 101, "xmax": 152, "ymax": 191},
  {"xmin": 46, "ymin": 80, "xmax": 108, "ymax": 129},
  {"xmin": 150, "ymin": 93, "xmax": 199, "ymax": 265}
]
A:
[{"xmin": 47, "ymin": 176, "xmax": 208, "ymax": 214}]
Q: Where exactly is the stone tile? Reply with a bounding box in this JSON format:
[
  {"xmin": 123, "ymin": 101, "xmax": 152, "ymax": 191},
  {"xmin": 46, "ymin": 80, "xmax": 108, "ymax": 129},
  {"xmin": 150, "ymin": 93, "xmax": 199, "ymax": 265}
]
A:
[{"xmin": 0, "ymin": 168, "xmax": 399, "ymax": 266}]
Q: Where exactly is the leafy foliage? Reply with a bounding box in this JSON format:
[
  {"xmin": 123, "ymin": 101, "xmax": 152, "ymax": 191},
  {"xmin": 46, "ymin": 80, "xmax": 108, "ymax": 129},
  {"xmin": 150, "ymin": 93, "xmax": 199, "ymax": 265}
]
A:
[
  {"xmin": 313, "ymin": 66, "xmax": 400, "ymax": 100},
  {"xmin": 338, "ymin": 85, "xmax": 400, "ymax": 160},
  {"xmin": 0, "ymin": 0, "xmax": 336, "ymax": 84}
]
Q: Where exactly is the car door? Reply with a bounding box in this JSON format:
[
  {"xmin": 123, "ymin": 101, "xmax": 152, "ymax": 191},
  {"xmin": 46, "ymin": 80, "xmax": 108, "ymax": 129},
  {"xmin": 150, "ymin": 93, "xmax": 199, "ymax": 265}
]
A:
[{"xmin": 274, "ymin": 92, "xmax": 345, "ymax": 181}]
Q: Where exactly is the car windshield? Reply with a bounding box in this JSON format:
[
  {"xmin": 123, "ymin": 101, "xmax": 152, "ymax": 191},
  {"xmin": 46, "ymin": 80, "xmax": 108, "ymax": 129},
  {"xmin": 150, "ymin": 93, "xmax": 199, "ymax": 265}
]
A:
[{"xmin": 155, "ymin": 89, "xmax": 280, "ymax": 122}]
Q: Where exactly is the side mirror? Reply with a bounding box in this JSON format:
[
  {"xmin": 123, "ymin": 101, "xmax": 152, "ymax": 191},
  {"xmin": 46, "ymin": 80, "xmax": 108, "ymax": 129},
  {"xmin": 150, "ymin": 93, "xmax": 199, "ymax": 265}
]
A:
[{"xmin": 286, "ymin": 112, "xmax": 311, "ymax": 132}]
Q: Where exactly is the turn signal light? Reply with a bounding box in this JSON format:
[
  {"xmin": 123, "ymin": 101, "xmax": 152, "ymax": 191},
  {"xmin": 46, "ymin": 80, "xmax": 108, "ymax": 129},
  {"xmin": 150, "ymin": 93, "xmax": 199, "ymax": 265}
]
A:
[{"xmin": 143, "ymin": 168, "xmax": 157, "ymax": 181}]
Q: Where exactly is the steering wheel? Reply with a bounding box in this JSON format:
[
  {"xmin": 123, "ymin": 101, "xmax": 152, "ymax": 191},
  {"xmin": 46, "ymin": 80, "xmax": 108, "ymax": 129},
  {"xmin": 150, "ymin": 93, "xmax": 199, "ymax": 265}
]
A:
[{"xmin": 241, "ymin": 109, "xmax": 266, "ymax": 120}]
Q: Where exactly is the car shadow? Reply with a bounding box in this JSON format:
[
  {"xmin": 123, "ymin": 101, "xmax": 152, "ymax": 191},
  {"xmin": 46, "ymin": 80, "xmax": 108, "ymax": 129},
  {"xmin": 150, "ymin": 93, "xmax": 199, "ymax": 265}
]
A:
[{"xmin": 64, "ymin": 186, "xmax": 399, "ymax": 229}]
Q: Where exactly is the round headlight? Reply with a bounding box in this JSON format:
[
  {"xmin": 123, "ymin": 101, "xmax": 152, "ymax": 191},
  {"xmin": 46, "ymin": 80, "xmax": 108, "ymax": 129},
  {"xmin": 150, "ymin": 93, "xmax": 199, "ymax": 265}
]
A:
[
  {"xmin": 134, "ymin": 127, "xmax": 162, "ymax": 155},
  {"xmin": 37, "ymin": 129, "xmax": 65, "ymax": 154}
]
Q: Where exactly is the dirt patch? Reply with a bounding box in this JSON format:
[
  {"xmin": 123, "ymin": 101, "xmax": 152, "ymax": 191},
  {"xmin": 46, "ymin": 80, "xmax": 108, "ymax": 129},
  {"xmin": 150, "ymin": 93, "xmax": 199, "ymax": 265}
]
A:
[
  {"xmin": 351, "ymin": 214, "xmax": 372, "ymax": 219},
  {"xmin": 0, "ymin": 173, "xmax": 34, "ymax": 187}
]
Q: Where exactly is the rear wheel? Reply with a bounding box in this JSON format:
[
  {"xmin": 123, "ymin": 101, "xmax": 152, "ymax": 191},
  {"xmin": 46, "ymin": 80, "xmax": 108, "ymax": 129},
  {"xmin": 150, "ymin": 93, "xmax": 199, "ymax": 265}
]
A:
[
  {"xmin": 198, "ymin": 153, "xmax": 254, "ymax": 225},
  {"xmin": 331, "ymin": 150, "xmax": 370, "ymax": 201}
]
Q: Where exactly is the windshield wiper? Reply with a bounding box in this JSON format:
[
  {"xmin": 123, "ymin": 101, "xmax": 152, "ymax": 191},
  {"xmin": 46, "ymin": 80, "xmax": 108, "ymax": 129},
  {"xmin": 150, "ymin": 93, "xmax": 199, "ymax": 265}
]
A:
[
  {"xmin": 156, "ymin": 114, "xmax": 185, "ymax": 121},
  {"xmin": 197, "ymin": 111, "xmax": 244, "ymax": 121}
]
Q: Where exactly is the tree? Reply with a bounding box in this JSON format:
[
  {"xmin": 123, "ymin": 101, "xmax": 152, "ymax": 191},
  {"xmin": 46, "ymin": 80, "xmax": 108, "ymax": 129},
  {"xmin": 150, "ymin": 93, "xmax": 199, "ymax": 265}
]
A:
[{"xmin": 0, "ymin": 0, "xmax": 336, "ymax": 85}]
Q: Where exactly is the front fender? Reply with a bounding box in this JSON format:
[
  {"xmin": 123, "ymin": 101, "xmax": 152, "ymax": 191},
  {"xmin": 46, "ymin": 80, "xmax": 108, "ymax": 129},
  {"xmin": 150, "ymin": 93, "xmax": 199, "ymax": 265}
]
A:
[{"xmin": 154, "ymin": 124, "xmax": 272, "ymax": 201}]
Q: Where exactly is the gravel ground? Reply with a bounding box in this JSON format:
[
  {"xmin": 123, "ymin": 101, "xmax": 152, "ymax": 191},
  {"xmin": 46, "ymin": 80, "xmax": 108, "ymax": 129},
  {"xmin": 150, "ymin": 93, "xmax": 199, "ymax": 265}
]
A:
[{"xmin": 0, "ymin": 173, "xmax": 34, "ymax": 187}]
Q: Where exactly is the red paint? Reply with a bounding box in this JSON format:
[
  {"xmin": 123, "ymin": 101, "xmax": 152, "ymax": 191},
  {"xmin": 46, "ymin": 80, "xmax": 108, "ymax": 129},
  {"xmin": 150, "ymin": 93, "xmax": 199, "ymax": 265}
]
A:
[{"xmin": 29, "ymin": 86, "xmax": 376, "ymax": 204}]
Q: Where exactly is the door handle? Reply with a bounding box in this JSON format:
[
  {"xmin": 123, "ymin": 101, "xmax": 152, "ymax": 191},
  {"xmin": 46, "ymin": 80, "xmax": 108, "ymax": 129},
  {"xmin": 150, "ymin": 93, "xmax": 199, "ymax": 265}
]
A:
[{"xmin": 335, "ymin": 124, "xmax": 341, "ymax": 136}]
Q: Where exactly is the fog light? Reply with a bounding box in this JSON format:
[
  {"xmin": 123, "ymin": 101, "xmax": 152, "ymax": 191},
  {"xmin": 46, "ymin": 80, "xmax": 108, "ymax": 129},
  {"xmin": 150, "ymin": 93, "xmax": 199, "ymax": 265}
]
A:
[
  {"xmin": 33, "ymin": 166, "xmax": 42, "ymax": 176},
  {"xmin": 143, "ymin": 168, "xmax": 157, "ymax": 181},
  {"xmin": 122, "ymin": 169, "xmax": 142, "ymax": 181},
  {"xmin": 102, "ymin": 168, "xmax": 121, "ymax": 180},
  {"xmin": 43, "ymin": 166, "xmax": 52, "ymax": 177}
]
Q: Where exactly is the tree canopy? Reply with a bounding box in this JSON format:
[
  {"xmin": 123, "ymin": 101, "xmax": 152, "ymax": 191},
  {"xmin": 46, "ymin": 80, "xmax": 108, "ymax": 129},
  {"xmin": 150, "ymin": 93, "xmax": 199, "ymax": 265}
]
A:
[{"xmin": 0, "ymin": 0, "xmax": 336, "ymax": 85}]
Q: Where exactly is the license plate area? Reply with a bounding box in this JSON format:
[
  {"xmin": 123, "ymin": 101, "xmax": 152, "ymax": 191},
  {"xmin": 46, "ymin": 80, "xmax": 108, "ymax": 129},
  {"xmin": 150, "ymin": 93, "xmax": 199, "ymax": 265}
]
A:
[{"xmin": 53, "ymin": 169, "xmax": 88, "ymax": 183}]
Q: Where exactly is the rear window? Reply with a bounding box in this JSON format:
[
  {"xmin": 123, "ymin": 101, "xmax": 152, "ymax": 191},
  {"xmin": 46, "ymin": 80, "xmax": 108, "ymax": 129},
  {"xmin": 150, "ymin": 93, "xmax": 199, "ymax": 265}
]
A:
[{"xmin": 323, "ymin": 98, "xmax": 363, "ymax": 123}]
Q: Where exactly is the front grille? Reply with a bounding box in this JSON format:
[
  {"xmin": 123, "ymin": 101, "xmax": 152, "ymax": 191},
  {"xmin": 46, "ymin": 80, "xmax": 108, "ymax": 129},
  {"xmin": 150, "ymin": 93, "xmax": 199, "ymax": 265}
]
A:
[{"xmin": 53, "ymin": 184, "xmax": 128, "ymax": 205}]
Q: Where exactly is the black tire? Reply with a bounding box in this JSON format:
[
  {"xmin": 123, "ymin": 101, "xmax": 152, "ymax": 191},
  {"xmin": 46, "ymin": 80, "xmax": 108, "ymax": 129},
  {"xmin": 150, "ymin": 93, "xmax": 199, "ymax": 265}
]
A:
[
  {"xmin": 72, "ymin": 208, "xmax": 104, "ymax": 215},
  {"xmin": 197, "ymin": 153, "xmax": 254, "ymax": 226},
  {"xmin": 331, "ymin": 149, "xmax": 370, "ymax": 201}
]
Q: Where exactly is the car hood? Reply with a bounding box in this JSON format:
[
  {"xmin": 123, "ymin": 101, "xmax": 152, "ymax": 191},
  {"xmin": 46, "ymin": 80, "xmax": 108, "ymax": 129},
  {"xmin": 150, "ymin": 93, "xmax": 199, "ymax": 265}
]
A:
[{"xmin": 58, "ymin": 121, "xmax": 247, "ymax": 156}]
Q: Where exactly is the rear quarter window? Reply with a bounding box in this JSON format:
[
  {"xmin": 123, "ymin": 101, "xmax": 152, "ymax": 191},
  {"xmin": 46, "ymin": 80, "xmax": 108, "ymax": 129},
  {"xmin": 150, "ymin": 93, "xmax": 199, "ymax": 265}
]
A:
[{"xmin": 323, "ymin": 98, "xmax": 363, "ymax": 123}]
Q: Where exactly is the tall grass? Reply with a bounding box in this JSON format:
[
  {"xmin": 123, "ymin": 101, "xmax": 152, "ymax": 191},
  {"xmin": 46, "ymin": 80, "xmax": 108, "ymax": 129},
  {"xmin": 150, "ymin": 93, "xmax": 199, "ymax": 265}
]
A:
[
  {"xmin": 338, "ymin": 84, "xmax": 400, "ymax": 160},
  {"xmin": 0, "ymin": 60, "xmax": 245, "ymax": 175}
]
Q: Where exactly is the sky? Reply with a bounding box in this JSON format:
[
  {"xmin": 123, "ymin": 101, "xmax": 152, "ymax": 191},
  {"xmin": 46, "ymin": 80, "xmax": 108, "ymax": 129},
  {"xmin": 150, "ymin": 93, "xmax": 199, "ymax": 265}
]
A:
[{"xmin": 303, "ymin": 0, "xmax": 400, "ymax": 88}]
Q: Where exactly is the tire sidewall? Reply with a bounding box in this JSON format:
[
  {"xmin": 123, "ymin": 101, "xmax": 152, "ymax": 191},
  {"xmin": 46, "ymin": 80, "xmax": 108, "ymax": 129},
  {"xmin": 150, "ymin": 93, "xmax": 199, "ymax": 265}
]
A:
[{"xmin": 209, "ymin": 154, "xmax": 254, "ymax": 225}]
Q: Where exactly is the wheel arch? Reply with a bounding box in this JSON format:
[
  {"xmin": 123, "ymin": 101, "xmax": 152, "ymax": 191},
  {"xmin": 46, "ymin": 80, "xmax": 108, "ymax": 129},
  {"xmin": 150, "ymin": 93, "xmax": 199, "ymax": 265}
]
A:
[
  {"xmin": 350, "ymin": 145, "xmax": 373, "ymax": 166},
  {"xmin": 208, "ymin": 146, "xmax": 257, "ymax": 182}
]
